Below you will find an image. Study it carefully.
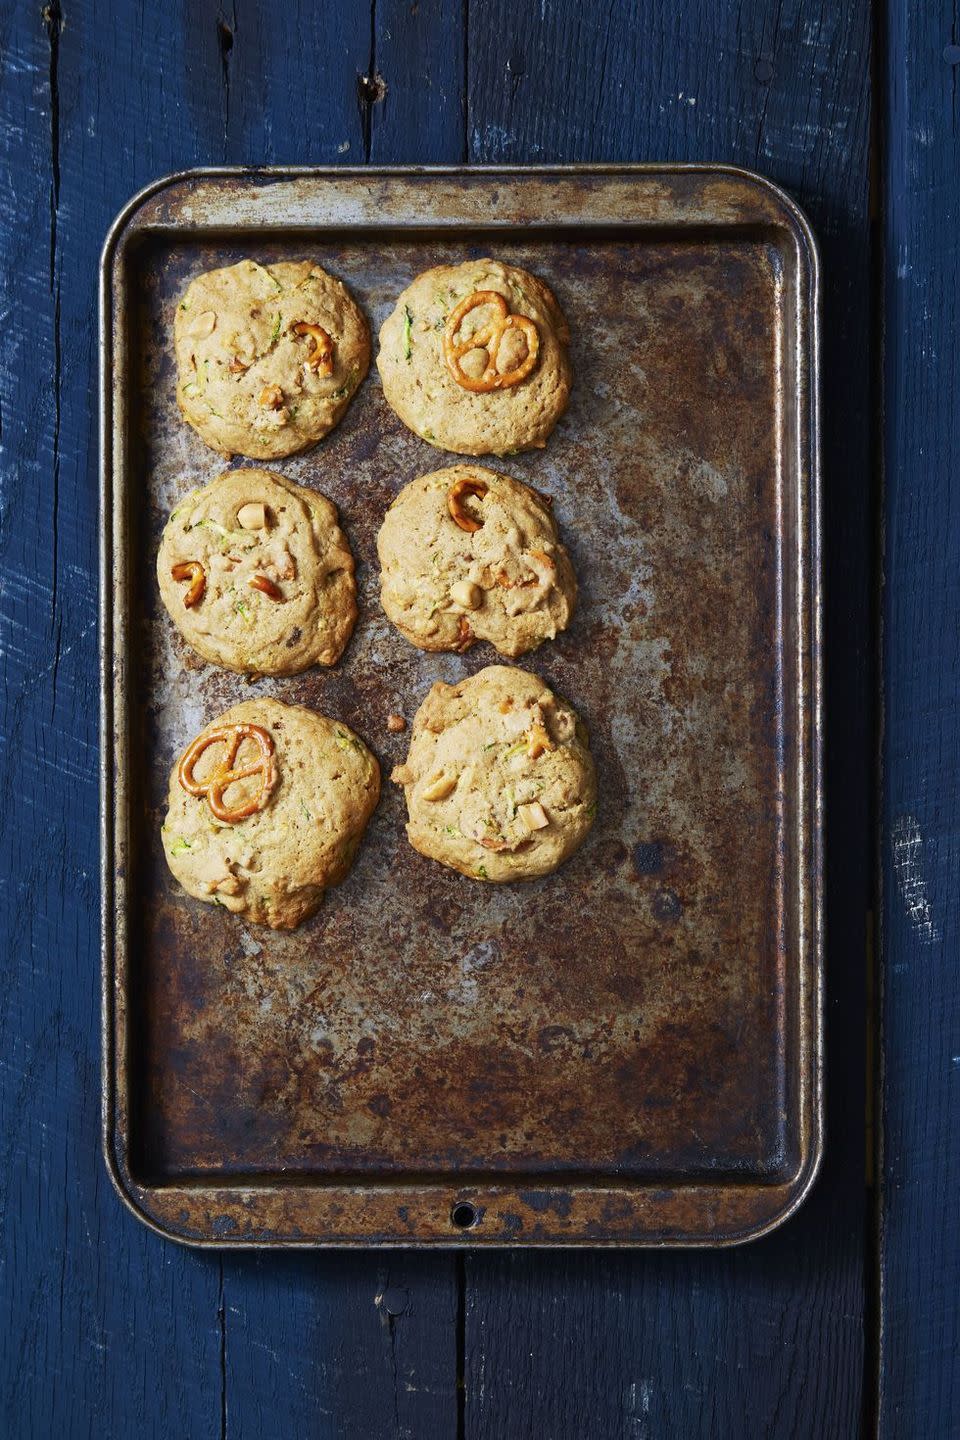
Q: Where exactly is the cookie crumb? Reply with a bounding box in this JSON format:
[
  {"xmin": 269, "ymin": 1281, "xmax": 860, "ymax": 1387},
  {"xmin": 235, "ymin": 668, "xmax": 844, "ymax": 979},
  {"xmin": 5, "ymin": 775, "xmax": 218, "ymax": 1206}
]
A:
[{"xmin": 387, "ymin": 713, "xmax": 406, "ymax": 733}]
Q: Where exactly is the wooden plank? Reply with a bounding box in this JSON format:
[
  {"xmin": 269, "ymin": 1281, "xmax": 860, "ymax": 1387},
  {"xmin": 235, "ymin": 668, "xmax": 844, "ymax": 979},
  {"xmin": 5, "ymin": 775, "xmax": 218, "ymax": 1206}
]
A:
[
  {"xmin": 465, "ymin": 3, "xmax": 873, "ymax": 1435},
  {"xmin": 0, "ymin": 2, "xmax": 461, "ymax": 1435},
  {"xmin": 221, "ymin": 1254, "xmax": 458, "ymax": 1439},
  {"xmin": 0, "ymin": 4, "xmax": 224, "ymax": 1435},
  {"xmin": 372, "ymin": 0, "xmax": 466, "ymax": 162},
  {"xmin": 880, "ymin": 0, "xmax": 960, "ymax": 1431}
]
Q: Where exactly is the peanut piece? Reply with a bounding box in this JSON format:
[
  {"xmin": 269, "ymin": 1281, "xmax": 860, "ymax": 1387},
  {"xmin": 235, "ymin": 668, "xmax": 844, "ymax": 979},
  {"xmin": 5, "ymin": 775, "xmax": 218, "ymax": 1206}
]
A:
[
  {"xmin": 496, "ymin": 325, "xmax": 529, "ymax": 374},
  {"xmin": 237, "ymin": 502, "xmax": 268, "ymax": 531},
  {"xmin": 187, "ymin": 309, "xmax": 217, "ymax": 339},
  {"xmin": 386, "ymin": 713, "xmax": 406, "ymax": 733},
  {"xmin": 215, "ymin": 892, "xmax": 246, "ymax": 913},
  {"xmin": 259, "ymin": 384, "xmax": 284, "ymax": 410},
  {"xmin": 459, "ymin": 347, "xmax": 490, "ymax": 380},
  {"xmin": 422, "ymin": 772, "xmax": 457, "ymax": 801},
  {"xmin": 450, "ymin": 580, "xmax": 481, "ymax": 610},
  {"xmin": 518, "ymin": 801, "xmax": 549, "ymax": 831}
]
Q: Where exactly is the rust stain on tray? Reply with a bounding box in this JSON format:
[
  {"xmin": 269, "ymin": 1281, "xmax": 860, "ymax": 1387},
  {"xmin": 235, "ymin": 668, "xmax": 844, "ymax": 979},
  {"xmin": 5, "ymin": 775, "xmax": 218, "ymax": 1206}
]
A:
[{"xmin": 103, "ymin": 168, "xmax": 821, "ymax": 1245}]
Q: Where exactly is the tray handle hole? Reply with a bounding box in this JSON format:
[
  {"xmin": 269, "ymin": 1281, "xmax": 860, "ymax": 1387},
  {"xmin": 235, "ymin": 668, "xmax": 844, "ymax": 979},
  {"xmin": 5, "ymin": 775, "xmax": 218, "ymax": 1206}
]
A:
[{"xmin": 451, "ymin": 1201, "xmax": 479, "ymax": 1230}]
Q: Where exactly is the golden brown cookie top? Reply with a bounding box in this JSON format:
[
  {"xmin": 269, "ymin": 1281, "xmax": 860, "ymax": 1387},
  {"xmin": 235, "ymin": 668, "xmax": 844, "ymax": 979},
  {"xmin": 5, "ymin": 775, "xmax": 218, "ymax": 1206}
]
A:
[
  {"xmin": 162, "ymin": 699, "xmax": 380, "ymax": 929},
  {"xmin": 377, "ymin": 466, "xmax": 577, "ymax": 658},
  {"xmin": 391, "ymin": 665, "xmax": 596, "ymax": 882},
  {"xmin": 376, "ymin": 259, "xmax": 572, "ymax": 456},
  {"xmin": 174, "ymin": 259, "xmax": 369, "ymax": 458},
  {"xmin": 157, "ymin": 468, "xmax": 357, "ymax": 677}
]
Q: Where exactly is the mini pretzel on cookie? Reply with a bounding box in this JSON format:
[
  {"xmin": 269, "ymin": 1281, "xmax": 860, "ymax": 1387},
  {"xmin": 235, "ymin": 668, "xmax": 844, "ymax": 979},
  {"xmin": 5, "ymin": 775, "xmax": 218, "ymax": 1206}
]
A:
[
  {"xmin": 170, "ymin": 561, "xmax": 206, "ymax": 608},
  {"xmin": 447, "ymin": 475, "xmax": 489, "ymax": 532},
  {"xmin": 292, "ymin": 322, "xmax": 335, "ymax": 376},
  {"xmin": 178, "ymin": 722, "xmax": 278, "ymax": 823},
  {"xmin": 443, "ymin": 291, "xmax": 540, "ymax": 393}
]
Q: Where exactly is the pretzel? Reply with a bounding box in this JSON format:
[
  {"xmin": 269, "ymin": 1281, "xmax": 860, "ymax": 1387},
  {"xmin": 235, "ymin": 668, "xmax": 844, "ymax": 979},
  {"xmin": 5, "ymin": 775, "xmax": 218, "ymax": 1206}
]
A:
[
  {"xmin": 170, "ymin": 561, "xmax": 206, "ymax": 608},
  {"xmin": 448, "ymin": 476, "xmax": 489, "ymax": 532},
  {"xmin": 259, "ymin": 383, "xmax": 284, "ymax": 409},
  {"xmin": 178, "ymin": 723, "xmax": 278, "ymax": 824},
  {"xmin": 248, "ymin": 573, "xmax": 282, "ymax": 599},
  {"xmin": 526, "ymin": 719, "xmax": 555, "ymax": 760},
  {"xmin": 292, "ymin": 322, "xmax": 335, "ymax": 375},
  {"xmin": 455, "ymin": 615, "xmax": 474, "ymax": 652},
  {"xmin": 443, "ymin": 290, "xmax": 539, "ymax": 392}
]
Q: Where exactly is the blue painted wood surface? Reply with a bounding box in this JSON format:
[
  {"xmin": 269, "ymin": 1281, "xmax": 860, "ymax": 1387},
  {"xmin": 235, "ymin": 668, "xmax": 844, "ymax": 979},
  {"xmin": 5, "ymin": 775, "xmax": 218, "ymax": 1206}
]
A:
[
  {"xmin": 3, "ymin": 0, "xmax": 944, "ymax": 1432},
  {"xmin": 881, "ymin": 0, "xmax": 960, "ymax": 1433}
]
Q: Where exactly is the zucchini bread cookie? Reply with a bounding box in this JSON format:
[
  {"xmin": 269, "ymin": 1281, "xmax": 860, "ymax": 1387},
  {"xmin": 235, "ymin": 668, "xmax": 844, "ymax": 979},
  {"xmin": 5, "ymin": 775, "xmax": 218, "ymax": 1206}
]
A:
[
  {"xmin": 377, "ymin": 465, "xmax": 576, "ymax": 658},
  {"xmin": 158, "ymin": 469, "xmax": 357, "ymax": 677},
  {"xmin": 391, "ymin": 665, "xmax": 596, "ymax": 882},
  {"xmin": 377, "ymin": 259, "xmax": 572, "ymax": 455},
  {"xmin": 162, "ymin": 699, "xmax": 380, "ymax": 930},
  {"xmin": 175, "ymin": 259, "xmax": 369, "ymax": 458}
]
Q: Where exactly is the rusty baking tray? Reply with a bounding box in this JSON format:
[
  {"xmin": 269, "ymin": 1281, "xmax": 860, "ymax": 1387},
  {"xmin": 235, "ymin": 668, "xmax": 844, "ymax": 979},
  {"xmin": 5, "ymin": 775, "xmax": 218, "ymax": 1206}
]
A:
[{"xmin": 100, "ymin": 166, "xmax": 822, "ymax": 1246}]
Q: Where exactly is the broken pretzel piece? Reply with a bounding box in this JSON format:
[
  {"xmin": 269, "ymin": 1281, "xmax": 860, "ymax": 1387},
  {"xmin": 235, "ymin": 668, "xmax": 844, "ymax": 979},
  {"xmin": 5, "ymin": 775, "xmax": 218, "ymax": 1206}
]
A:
[
  {"xmin": 293, "ymin": 322, "xmax": 335, "ymax": 376},
  {"xmin": 495, "ymin": 550, "xmax": 555, "ymax": 592},
  {"xmin": 259, "ymin": 383, "xmax": 284, "ymax": 410},
  {"xmin": 455, "ymin": 615, "xmax": 474, "ymax": 652},
  {"xmin": 171, "ymin": 561, "xmax": 206, "ymax": 608},
  {"xmin": 526, "ymin": 719, "xmax": 555, "ymax": 760},
  {"xmin": 448, "ymin": 476, "xmax": 489, "ymax": 533},
  {"xmin": 249, "ymin": 573, "xmax": 283, "ymax": 600}
]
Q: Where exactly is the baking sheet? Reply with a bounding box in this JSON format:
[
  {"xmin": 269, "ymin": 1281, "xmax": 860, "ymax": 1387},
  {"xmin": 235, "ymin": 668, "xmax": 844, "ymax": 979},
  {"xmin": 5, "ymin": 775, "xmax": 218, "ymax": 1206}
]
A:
[{"xmin": 101, "ymin": 167, "xmax": 822, "ymax": 1245}]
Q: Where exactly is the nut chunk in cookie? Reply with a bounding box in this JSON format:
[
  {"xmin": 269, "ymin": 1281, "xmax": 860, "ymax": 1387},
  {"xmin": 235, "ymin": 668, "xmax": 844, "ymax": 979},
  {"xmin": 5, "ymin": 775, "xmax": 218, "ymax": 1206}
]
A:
[
  {"xmin": 158, "ymin": 468, "xmax": 357, "ymax": 676},
  {"xmin": 162, "ymin": 699, "xmax": 380, "ymax": 930},
  {"xmin": 174, "ymin": 259, "xmax": 369, "ymax": 458},
  {"xmin": 377, "ymin": 259, "xmax": 572, "ymax": 455},
  {"xmin": 377, "ymin": 466, "xmax": 577, "ymax": 658},
  {"xmin": 391, "ymin": 665, "xmax": 596, "ymax": 882}
]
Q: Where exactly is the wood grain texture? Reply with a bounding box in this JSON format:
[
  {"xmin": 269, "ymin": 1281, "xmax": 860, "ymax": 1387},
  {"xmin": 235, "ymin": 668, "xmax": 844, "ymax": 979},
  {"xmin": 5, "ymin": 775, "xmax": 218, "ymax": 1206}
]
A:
[
  {"xmin": 0, "ymin": 2, "xmax": 459, "ymax": 1436},
  {"xmin": 880, "ymin": 0, "xmax": 960, "ymax": 1431},
  {"xmin": 465, "ymin": 2, "xmax": 873, "ymax": 1435},
  {"xmin": 372, "ymin": 0, "xmax": 467, "ymax": 162},
  {"xmin": 0, "ymin": 3, "xmax": 221, "ymax": 1435},
  {"xmin": 219, "ymin": 1254, "xmax": 458, "ymax": 1439}
]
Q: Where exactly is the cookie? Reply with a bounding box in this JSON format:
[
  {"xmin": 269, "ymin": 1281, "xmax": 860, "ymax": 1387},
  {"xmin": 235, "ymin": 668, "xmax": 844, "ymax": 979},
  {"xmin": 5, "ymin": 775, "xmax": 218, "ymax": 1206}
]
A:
[
  {"xmin": 377, "ymin": 465, "xmax": 577, "ymax": 658},
  {"xmin": 391, "ymin": 665, "xmax": 596, "ymax": 882},
  {"xmin": 162, "ymin": 699, "xmax": 381, "ymax": 930},
  {"xmin": 377, "ymin": 259, "xmax": 572, "ymax": 455},
  {"xmin": 174, "ymin": 259, "xmax": 370, "ymax": 458},
  {"xmin": 157, "ymin": 468, "xmax": 357, "ymax": 676}
]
